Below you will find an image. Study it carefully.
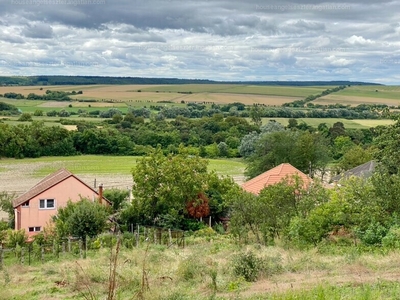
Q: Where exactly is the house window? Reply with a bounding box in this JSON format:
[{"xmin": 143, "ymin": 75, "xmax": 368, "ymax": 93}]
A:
[
  {"xmin": 28, "ymin": 227, "xmax": 41, "ymax": 232},
  {"xmin": 22, "ymin": 201, "xmax": 29, "ymax": 207},
  {"xmin": 39, "ymin": 199, "xmax": 55, "ymax": 209}
]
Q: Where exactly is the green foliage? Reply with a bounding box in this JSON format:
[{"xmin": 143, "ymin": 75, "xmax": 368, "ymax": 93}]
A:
[
  {"xmin": 335, "ymin": 145, "xmax": 373, "ymax": 173},
  {"xmin": 33, "ymin": 109, "xmax": 43, "ymax": 116},
  {"xmin": 382, "ymin": 225, "xmax": 400, "ymax": 248},
  {"xmin": 233, "ymin": 252, "xmax": 262, "ymax": 282},
  {"xmin": 6, "ymin": 229, "xmax": 27, "ymax": 248},
  {"xmin": 356, "ymin": 222, "xmax": 388, "ymax": 245},
  {"xmin": 17, "ymin": 113, "xmax": 32, "ymax": 122},
  {"xmin": 245, "ymin": 130, "xmax": 330, "ymax": 179},
  {"xmin": 54, "ymin": 199, "xmax": 109, "ymax": 241},
  {"xmin": 103, "ymin": 188, "xmax": 129, "ymax": 211},
  {"xmin": 176, "ymin": 255, "xmax": 203, "ymax": 281},
  {"xmin": 288, "ymin": 177, "xmax": 384, "ymax": 247},
  {"xmin": 0, "ymin": 191, "xmax": 15, "ymax": 228},
  {"xmin": 232, "ymin": 251, "xmax": 282, "ymax": 282},
  {"xmin": 129, "ymin": 146, "xmax": 238, "ymax": 229}
]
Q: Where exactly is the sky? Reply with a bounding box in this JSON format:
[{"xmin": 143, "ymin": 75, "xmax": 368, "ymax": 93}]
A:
[{"xmin": 0, "ymin": 0, "xmax": 399, "ymax": 84}]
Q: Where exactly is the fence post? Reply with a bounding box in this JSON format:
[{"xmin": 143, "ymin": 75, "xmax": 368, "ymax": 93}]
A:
[
  {"xmin": 68, "ymin": 238, "xmax": 71, "ymax": 253},
  {"xmin": 79, "ymin": 240, "xmax": 83, "ymax": 259},
  {"xmin": 21, "ymin": 247, "xmax": 24, "ymax": 265},
  {"xmin": 136, "ymin": 224, "xmax": 139, "ymax": 248},
  {"xmin": 28, "ymin": 244, "xmax": 31, "ymax": 266},
  {"xmin": 41, "ymin": 246, "xmax": 44, "ymax": 264},
  {"xmin": 154, "ymin": 229, "xmax": 157, "ymax": 244},
  {"xmin": 62, "ymin": 242, "xmax": 66, "ymax": 255},
  {"xmin": 0, "ymin": 245, "xmax": 3, "ymax": 270},
  {"xmin": 168, "ymin": 229, "xmax": 172, "ymax": 245}
]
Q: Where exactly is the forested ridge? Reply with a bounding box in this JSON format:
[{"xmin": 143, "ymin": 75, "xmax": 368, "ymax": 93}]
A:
[{"xmin": 0, "ymin": 75, "xmax": 381, "ymax": 86}]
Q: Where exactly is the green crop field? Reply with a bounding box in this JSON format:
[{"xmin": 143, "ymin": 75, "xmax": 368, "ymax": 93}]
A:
[{"xmin": 314, "ymin": 85, "xmax": 400, "ymax": 106}]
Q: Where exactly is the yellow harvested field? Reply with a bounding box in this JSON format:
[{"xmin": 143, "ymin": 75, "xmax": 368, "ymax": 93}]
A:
[
  {"xmin": 314, "ymin": 95, "xmax": 400, "ymax": 106},
  {"xmin": 352, "ymin": 119, "xmax": 395, "ymax": 127},
  {"xmin": 0, "ymin": 85, "xmax": 301, "ymax": 105},
  {"xmin": 175, "ymin": 93, "xmax": 299, "ymax": 105},
  {"xmin": 63, "ymin": 125, "xmax": 77, "ymax": 131}
]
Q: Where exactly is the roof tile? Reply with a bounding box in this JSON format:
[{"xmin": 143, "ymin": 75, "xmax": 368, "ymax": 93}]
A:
[{"xmin": 242, "ymin": 163, "xmax": 311, "ymax": 195}]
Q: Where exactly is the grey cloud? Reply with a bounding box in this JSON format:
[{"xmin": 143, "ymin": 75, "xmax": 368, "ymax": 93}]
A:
[
  {"xmin": 0, "ymin": 0, "xmax": 399, "ymax": 83},
  {"xmin": 21, "ymin": 23, "xmax": 53, "ymax": 38}
]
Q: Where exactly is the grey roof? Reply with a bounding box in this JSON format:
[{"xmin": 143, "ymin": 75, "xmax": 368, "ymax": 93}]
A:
[{"xmin": 331, "ymin": 160, "xmax": 377, "ymax": 182}]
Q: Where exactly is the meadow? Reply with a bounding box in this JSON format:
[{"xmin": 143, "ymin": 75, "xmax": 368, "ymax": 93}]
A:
[
  {"xmin": 0, "ymin": 155, "xmax": 246, "ymax": 194},
  {"xmin": 2, "ymin": 234, "xmax": 400, "ymax": 299},
  {"xmin": 314, "ymin": 85, "xmax": 400, "ymax": 107}
]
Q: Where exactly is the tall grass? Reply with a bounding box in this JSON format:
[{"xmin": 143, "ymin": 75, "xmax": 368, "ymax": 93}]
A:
[{"xmin": 2, "ymin": 235, "xmax": 400, "ymax": 299}]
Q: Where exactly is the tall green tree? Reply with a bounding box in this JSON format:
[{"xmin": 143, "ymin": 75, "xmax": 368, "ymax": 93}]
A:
[
  {"xmin": 129, "ymin": 146, "xmax": 237, "ymax": 229},
  {"xmin": 245, "ymin": 130, "xmax": 330, "ymax": 179}
]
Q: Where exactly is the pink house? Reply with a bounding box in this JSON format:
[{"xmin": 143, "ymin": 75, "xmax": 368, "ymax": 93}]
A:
[{"xmin": 13, "ymin": 168, "xmax": 110, "ymax": 236}]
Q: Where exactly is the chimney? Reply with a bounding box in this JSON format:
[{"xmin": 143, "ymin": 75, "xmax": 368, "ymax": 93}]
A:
[{"xmin": 98, "ymin": 184, "xmax": 103, "ymax": 204}]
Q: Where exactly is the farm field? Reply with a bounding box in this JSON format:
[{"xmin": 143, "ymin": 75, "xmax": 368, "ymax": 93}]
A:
[
  {"xmin": 314, "ymin": 85, "xmax": 400, "ymax": 106},
  {"xmin": 0, "ymin": 84, "xmax": 330, "ymax": 105},
  {"xmin": 0, "ymin": 155, "xmax": 246, "ymax": 195},
  {"xmin": 262, "ymin": 117, "xmax": 394, "ymax": 128},
  {"xmin": 2, "ymin": 236, "xmax": 400, "ymax": 299}
]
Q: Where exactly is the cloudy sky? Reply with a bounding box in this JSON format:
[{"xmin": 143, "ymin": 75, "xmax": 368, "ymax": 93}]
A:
[{"xmin": 0, "ymin": 0, "xmax": 399, "ymax": 84}]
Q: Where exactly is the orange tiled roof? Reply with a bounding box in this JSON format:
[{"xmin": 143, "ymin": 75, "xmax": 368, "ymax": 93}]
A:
[
  {"xmin": 13, "ymin": 168, "xmax": 110, "ymax": 207},
  {"xmin": 241, "ymin": 163, "xmax": 311, "ymax": 195}
]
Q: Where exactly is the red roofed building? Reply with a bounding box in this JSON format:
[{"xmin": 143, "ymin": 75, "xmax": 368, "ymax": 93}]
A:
[
  {"xmin": 242, "ymin": 163, "xmax": 311, "ymax": 195},
  {"xmin": 13, "ymin": 168, "xmax": 110, "ymax": 236}
]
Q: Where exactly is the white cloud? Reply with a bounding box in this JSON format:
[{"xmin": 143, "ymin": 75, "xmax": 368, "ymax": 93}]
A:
[{"xmin": 345, "ymin": 35, "xmax": 375, "ymax": 45}]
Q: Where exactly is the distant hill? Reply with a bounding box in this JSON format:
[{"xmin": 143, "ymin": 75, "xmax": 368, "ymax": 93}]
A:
[{"xmin": 0, "ymin": 76, "xmax": 382, "ymax": 86}]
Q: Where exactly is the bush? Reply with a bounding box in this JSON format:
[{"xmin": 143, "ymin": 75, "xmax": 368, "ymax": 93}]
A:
[
  {"xmin": 18, "ymin": 113, "xmax": 32, "ymax": 121},
  {"xmin": 382, "ymin": 226, "xmax": 400, "ymax": 248},
  {"xmin": 356, "ymin": 222, "xmax": 388, "ymax": 246},
  {"xmin": 193, "ymin": 227, "xmax": 217, "ymax": 238},
  {"xmin": 232, "ymin": 251, "xmax": 282, "ymax": 282},
  {"xmin": 176, "ymin": 255, "xmax": 203, "ymax": 281},
  {"xmin": 232, "ymin": 251, "xmax": 264, "ymax": 282},
  {"xmin": 7, "ymin": 229, "xmax": 27, "ymax": 248}
]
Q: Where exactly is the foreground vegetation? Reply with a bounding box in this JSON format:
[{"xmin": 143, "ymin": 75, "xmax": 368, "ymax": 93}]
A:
[{"xmin": 2, "ymin": 233, "xmax": 400, "ymax": 299}]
